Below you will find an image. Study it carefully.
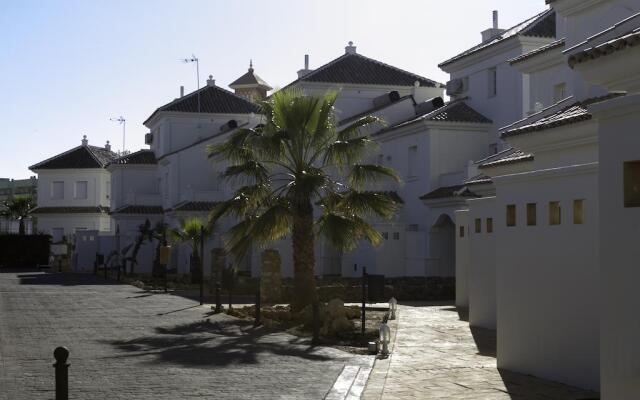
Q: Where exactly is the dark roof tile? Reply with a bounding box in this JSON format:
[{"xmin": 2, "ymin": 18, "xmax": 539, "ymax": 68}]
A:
[
  {"xmin": 230, "ymin": 65, "xmax": 272, "ymax": 89},
  {"xmin": 288, "ymin": 53, "xmax": 441, "ymax": 88},
  {"xmin": 569, "ymin": 26, "xmax": 640, "ymax": 68},
  {"xmin": 419, "ymin": 185, "xmax": 480, "ymax": 200},
  {"xmin": 145, "ymin": 85, "xmax": 260, "ymax": 124},
  {"xmin": 111, "ymin": 205, "xmax": 163, "ymax": 215},
  {"xmin": 30, "ymin": 145, "xmax": 118, "ymax": 170},
  {"xmin": 509, "ymin": 38, "xmax": 565, "ymax": 65},
  {"xmin": 30, "ymin": 206, "xmax": 110, "ymax": 214},
  {"xmin": 478, "ymin": 149, "xmax": 534, "ymax": 169},
  {"xmin": 501, "ymin": 92, "xmax": 625, "ymax": 138},
  {"xmin": 170, "ymin": 201, "xmax": 219, "ymax": 212},
  {"xmin": 109, "ymin": 149, "xmax": 157, "ymax": 166},
  {"xmin": 439, "ymin": 10, "xmax": 556, "ymax": 67}
]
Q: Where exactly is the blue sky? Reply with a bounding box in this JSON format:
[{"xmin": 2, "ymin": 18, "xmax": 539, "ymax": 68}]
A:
[{"xmin": 0, "ymin": 0, "xmax": 545, "ymax": 179}]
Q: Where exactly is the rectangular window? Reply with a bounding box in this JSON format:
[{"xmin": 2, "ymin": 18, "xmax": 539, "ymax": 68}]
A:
[
  {"xmin": 382, "ymin": 232, "xmax": 389, "ymax": 240},
  {"xmin": 506, "ymin": 204, "xmax": 516, "ymax": 227},
  {"xmin": 624, "ymin": 161, "xmax": 640, "ymax": 207},
  {"xmin": 75, "ymin": 181, "xmax": 88, "ymax": 199},
  {"xmin": 527, "ymin": 203, "xmax": 537, "ymax": 226},
  {"xmin": 488, "ymin": 67, "xmax": 497, "ymax": 98},
  {"xmin": 553, "ymin": 83, "xmax": 567, "ymax": 103},
  {"xmin": 486, "ymin": 218, "xmax": 493, "ymax": 233},
  {"xmin": 393, "ymin": 232, "xmax": 400, "ymax": 240},
  {"xmin": 408, "ymin": 146, "xmax": 418, "ymax": 178},
  {"xmin": 106, "ymin": 181, "xmax": 111, "ymax": 199},
  {"xmin": 549, "ymin": 201, "xmax": 562, "ymax": 225},
  {"xmin": 51, "ymin": 181, "xmax": 64, "ymax": 199},
  {"xmin": 474, "ymin": 218, "xmax": 481, "ymax": 233},
  {"xmin": 573, "ymin": 199, "xmax": 584, "ymax": 224},
  {"xmin": 459, "ymin": 226, "xmax": 465, "ymax": 238}
]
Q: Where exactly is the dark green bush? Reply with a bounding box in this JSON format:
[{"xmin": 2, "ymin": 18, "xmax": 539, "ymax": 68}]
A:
[{"xmin": 0, "ymin": 234, "xmax": 51, "ymax": 267}]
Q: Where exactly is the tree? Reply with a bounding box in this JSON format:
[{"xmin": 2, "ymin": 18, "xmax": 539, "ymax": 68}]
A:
[
  {"xmin": 208, "ymin": 88, "xmax": 402, "ymax": 311},
  {"xmin": 169, "ymin": 217, "xmax": 213, "ymax": 276},
  {"xmin": 124, "ymin": 219, "xmax": 155, "ymax": 275},
  {"xmin": 1, "ymin": 196, "xmax": 34, "ymax": 235}
]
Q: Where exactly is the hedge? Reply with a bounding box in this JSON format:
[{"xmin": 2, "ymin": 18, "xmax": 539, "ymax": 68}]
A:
[{"xmin": 0, "ymin": 234, "xmax": 51, "ymax": 267}]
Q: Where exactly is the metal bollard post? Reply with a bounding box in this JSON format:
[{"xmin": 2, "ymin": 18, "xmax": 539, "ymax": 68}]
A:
[
  {"xmin": 215, "ymin": 281, "xmax": 222, "ymax": 313},
  {"xmin": 254, "ymin": 278, "xmax": 261, "ymax": 327},
  {"xmin": 53, "ymin": 346, "xmax": 69, "ymax": 400},
  {"xmin": 361, "ymin": 266, "xmax": 367, "ymax": 336},
  {"xmin": 312, "ymin": 301, "xmax": 320, "ymax": 345}
]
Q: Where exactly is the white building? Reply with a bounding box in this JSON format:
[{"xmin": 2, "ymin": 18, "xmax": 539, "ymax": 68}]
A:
[
  {"xmin": 30, "ymin": 136, "xmax": 117, "ymax": 242},
  {"xmin": 448, "ymin": 0, "xmax": 640, "ymax": 393}
]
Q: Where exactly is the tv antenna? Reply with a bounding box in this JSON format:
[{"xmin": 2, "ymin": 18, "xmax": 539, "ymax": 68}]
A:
[
  {"xmin": 182, "ymin": 54, "xmax": 200, "ymax": 113},
  {"xmin": 109, "ymin": 116, "xmax": 126, "ymax": 154}
]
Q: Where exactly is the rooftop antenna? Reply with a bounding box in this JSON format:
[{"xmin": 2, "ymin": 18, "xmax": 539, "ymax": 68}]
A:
[
  {"xmin": 109, "ymin": 116, "xmax": 126, "ymax": 154},
  {"xmin": 182, "ymin": 54, "xmax": 200, "ymax": 113}
]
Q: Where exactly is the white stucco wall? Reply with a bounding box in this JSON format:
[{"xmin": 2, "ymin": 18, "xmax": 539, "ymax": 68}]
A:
[
  {"xmin": 454, "ymin": 209, "xmax": 469, "ymax": 308},
  {"xmin": 467, "ymin": 196, "xmax": 497, "ymax": 330},
  {"xmin": 494, "ymin": 164, "xmax": 600, "ymax": 391},
  {"xmin": 595, "ymin": 95, "xmax": 640, "ymax": 399}
]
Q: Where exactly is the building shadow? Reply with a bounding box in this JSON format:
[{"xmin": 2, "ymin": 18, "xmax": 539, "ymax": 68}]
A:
[
  {"xmin": 102, "ymin": 317, "xmax": 334, "ymax": 368},
  {"xmin": 15, "ymin": 272, "xmax": 120, "ymax": 286},
  {"xmin": 469, "ymin": 326, "xmax": 496, "ymax": 357},
  {"xmin": 497, "ymin": 368, "xmax": 600, "ymax": 399}
]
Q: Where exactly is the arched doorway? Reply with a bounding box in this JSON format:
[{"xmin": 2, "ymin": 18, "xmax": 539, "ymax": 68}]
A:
[{"xmin": 428, "ymin": 214, "xmax": 456, "ymax": 276}]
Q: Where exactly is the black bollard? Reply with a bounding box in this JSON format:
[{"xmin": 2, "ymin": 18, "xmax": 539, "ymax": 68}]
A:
[
  {"xmin": 215, "ymin": 281, "xmax": 222, "ymax": 313},
  {"xmin": 361, "ymin": 266, "xmax": 367, "ymax": 336},
  {"xmin": 255, "ymin": 278, "xmax": 261, "ymax": 327},
  {"xmin": 53, "ymin": 346, "xmax": 69, "ymax": 400},
  {"xmin": 199, "ymin": 226, "xmax": 204, "ymax": 306},
  {"xmin": 312, "ymin": 301, "xmax": 320, "ymax": 345}
]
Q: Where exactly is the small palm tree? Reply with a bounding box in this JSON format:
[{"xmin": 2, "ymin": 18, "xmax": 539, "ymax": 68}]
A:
[
  {"xmin": 125, "ymin": 219, "xmax": 155, "ymax": 275},
  {"xmin": 170, "ymin": 217, "xmax": 213, "ymax": 274},
  {"xmin": 208, "ymin": 89, "xmax": 402, "ymax": 311},
  {"xmin": 1, "ymin": 196, "xmax": 34, "ymax": 235}
]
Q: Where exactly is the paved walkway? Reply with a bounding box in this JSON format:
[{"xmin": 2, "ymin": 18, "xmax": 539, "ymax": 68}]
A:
[
  {"xmin": 0, "ymin": 270, "xmax": 371, "ymax": 399},
  {"xmin": 362, "ymin": 303, "xmax": 599, "ymax": 400}
]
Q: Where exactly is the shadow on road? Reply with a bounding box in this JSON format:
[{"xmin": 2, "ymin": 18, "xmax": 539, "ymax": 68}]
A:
[
  {"xmin": 102, "ymin": 317, "xmax": 333, "ymax": 368},
  {"xmin": 15, "ymin": 272, "xmax": 121, "ymax": 286}
]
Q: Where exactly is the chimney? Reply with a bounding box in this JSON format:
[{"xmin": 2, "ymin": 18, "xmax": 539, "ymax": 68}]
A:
[
  {"xmin": 105, "ymin": 140, "xmax": 111, "ymax": 152},
  {"xmin": 206, "ymin": 75, "xmax": 215, "ymax": 87},
  {"xmin": 81, "ymin": 135, "xmax": 88, "ymax": 146},
  {"xmin": 297, "ymin": 54, "xmax": 314, "ymax": 78},
  {"xmin": 345, "ymin": 41, "xmax": 357, "ymax": 54},
  {"xmin": 481, "ymin": 10, "xmax": 505, "ymax": 42},
  {"xmin": 180, "ymin": 86, "xmax": 184, "ymax": 97}
]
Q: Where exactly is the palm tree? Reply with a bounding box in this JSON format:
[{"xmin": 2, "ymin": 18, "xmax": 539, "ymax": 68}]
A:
[
  {"xmin": 1, "ymin": 196, "xmax": 34, "ymax": 235},
  {"xmin": 124, "ymin": 219, "xmax": 155, "ymax": 275},
  {"xmin": 170, "ymin": 217, "xmax": 213, "ymax": 281},
  {"xmin": 208, "ymin": 88, "xmax": 402, "ymax": 311}
]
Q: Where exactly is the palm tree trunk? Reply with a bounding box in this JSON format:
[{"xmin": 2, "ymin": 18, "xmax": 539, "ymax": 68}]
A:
[{"xmin": 291, "ymin": 201, "xmax": 318, "ymax": 312}]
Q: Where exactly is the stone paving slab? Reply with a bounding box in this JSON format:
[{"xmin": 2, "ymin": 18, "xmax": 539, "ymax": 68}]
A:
[
  {"xmin": 0, "ymin": 270, "xmax": 371, "ymax": 399},
  {"xmin": 362, "ymin": 303, "xmax": 599, "ymax": 400}
]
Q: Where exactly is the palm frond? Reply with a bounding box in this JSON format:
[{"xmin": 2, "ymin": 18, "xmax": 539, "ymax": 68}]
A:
[
  {"xmin": 316, "ymin": 213, "xmax": 382, "ymax": 252},
  {"xmin": 338, "ymin": 115, "xmax": 384, "ymax": 141},
  {"xmin": 348, "ymin": 164, "xmax": 402, "ymax": 190},
  {"xmin": 338, "ymin": 190, "xmax": 402, "ymax": 219}
]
